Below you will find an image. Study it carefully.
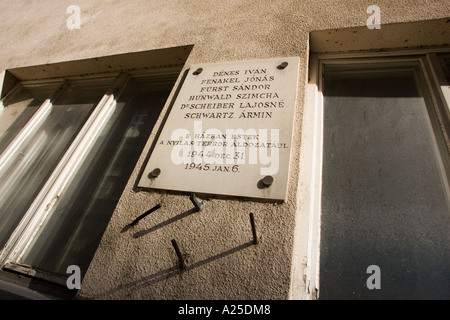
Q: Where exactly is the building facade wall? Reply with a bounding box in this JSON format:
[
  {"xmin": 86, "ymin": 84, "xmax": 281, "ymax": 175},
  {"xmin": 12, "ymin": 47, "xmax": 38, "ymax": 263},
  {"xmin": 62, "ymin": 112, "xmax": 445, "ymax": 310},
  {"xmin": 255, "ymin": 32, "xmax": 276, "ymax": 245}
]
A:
[{"xmin": 0, "ymin": 0, "xmax": 448, "ymax": 300}]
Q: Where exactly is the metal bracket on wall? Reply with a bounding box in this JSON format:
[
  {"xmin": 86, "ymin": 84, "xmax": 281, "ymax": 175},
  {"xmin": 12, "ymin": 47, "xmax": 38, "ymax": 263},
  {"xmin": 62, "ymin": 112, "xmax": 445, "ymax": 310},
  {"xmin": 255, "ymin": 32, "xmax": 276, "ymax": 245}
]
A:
[
  {"xmin": 189, "ymin": 193, "xmax": 204, "ymax": 212},
  {"xmin": 171, "ymin": 239, "xmax": 186, "ymax": 270},
  {"xmin": 250, "ymin": 213, "xmax": 258, "ymax": 245}
]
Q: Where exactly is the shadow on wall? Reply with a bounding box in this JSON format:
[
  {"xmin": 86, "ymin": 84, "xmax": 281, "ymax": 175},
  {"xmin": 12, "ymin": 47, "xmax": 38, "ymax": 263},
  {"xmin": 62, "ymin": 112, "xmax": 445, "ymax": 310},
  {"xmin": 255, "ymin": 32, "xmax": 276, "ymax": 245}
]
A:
[
  {"xmin": 129, "ymin": 207, "xmax": 198, "ymax": 237},
  {"xmin": 84, "ymin": 240, "xmax": 254, "ymax": 299},
  {"xmin": 92, "ymin": 205, "xmax": 260, "ymax": 299}
]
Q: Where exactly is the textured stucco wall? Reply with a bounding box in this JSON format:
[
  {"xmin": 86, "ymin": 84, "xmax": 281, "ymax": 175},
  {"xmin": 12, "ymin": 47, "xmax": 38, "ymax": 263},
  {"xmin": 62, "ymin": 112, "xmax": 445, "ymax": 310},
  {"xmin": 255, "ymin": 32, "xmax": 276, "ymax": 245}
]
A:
[
  {"xmin": 0, "ymin": 0, "xmax": 448, "ymax": 300},
  {"xmin": 1, "ymin": 0, "xmax": 449, "ymax": 68}
]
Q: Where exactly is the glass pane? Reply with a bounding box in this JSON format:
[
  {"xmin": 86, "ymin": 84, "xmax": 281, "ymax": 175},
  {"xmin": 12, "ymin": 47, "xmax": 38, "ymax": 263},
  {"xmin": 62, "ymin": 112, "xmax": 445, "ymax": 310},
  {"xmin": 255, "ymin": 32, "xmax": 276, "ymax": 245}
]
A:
[
  {"xmin": 319, "ymin": 64, "xmax": 450, "ymax": 299},
  {"xmin": 0, "ymin": 84, "xmax": 60, "ymax": 155},
  {"xmin": 0, "ymin": 79, "xmax": 113, "ymax": 249},
  {"xmin": 19, "ymin": 75, "xmax": 176, "ymax": 277}
]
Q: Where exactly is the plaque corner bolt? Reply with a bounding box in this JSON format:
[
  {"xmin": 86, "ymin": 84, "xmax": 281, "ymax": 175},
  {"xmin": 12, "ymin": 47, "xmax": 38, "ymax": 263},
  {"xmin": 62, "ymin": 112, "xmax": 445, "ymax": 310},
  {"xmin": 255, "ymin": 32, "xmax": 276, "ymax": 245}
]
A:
[
  {"xmin": 148, "ymin": 168, "xmax": 161, "ymax": 179},
  {"xmin": 277, "ymin": 62, "xmax": 288, "ymax": 70},
  {"xmin": 262, "ymin": 175, "xmax": 274, "ymax": 187},
  {"xmin": 193, "ymin": 67, "xmax": 203, "ymax": 75}
]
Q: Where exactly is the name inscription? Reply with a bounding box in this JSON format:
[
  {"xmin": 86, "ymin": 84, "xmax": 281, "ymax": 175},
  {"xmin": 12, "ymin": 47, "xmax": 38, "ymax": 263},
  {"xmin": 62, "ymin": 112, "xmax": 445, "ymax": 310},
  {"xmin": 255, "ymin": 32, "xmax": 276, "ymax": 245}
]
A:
[{"xmin": 138, "ymin": 57, "xmax": 300, "ymax": 200}]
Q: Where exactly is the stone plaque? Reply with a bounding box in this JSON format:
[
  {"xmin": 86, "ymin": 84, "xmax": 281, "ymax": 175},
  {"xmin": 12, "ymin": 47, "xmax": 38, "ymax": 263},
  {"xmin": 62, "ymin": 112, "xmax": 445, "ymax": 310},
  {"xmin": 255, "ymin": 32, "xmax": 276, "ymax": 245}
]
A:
[{"xmin": 138, "ymin": 57, "xmax": 300, "ymax": 200}]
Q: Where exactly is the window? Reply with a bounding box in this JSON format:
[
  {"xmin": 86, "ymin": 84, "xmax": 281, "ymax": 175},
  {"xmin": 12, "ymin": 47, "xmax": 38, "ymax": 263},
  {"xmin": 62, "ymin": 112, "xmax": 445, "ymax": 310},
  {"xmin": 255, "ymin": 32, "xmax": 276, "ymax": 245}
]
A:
[
  {"xmin": 300, "ymin": 51, "xmax": 450, "ymax": 299},
  {"xmin": 0, "ymin": 71, "xmax": 179, "ymax": 286}
]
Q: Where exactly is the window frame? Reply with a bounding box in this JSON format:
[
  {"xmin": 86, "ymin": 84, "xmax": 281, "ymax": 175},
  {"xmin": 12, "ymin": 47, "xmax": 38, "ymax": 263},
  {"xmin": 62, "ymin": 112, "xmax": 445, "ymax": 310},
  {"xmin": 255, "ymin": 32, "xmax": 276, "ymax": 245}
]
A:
[
  {"xmin": 0, "ymin": 67, "xmax": 182, "ymax": 286},
  {"xmin": 292, "ymin": 48, "xmax": 450, "ymax": 300}
]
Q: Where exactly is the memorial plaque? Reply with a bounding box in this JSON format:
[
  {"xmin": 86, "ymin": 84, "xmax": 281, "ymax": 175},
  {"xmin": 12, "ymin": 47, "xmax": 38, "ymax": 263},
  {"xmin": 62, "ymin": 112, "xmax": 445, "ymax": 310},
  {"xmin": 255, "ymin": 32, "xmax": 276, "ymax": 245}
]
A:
[{"xmin": 138, "ymin": 57, "xmax": 300, "ymax": 200}]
